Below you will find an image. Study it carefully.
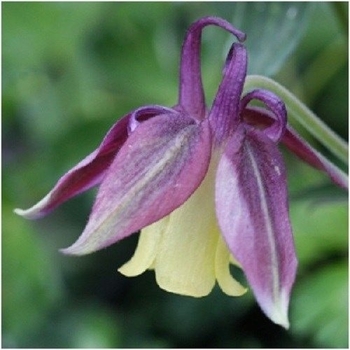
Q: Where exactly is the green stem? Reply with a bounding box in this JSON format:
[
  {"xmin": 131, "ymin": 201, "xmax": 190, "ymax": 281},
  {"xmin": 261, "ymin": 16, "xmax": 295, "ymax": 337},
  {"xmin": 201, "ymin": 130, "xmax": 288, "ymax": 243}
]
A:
[{"xmin": 244, "ymin": 75, "xmax": 348, "ymax": 165}]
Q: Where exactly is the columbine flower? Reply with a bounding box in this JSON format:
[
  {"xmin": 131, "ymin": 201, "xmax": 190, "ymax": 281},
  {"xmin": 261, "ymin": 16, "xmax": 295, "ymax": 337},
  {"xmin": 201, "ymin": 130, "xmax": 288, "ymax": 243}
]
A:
[{"xmin": 15, "ymin": 17, "xmax": 348, "ymax": 328}]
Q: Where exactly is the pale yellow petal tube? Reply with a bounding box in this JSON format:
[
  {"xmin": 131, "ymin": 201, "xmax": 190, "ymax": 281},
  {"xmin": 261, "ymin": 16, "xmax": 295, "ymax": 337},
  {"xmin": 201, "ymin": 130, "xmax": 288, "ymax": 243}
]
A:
[
  {"xmin": 118, "ymin": 218, "xmax": 168, "ymax": 276},
  {"xmin": 215, "ymin": 235, "xmax": 247, "ymax": 296},
  {"xmin": 154, "ymin": 201, "xmax": 217, "ymax": 296},
  {"xmin": 153, "ymin": 159, "xmax": 219, "ymax": 297},
  {"xmin": 119, "ymin": 158, "xmax": 246, "ymax": 299}
]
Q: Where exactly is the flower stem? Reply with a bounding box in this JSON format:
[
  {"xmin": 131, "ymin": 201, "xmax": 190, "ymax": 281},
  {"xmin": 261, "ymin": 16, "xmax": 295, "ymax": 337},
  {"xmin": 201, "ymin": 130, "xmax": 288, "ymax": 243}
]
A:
[{"xmin": 244, "ymin": 75, "xmax": 348, "ymax": 165}]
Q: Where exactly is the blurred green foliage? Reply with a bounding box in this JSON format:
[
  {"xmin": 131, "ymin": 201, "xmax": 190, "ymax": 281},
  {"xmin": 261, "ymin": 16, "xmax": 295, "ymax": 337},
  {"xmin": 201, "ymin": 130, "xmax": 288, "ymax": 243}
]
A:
[{"xmin": 3, "ymin": 2, "xmax": 348, "ymax": 348}]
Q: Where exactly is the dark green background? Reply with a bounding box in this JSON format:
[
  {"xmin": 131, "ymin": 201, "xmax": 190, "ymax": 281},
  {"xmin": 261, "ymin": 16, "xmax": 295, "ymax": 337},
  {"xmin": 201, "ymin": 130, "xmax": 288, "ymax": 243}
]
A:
[{"xmin": 3, "ymin": 2, "xmax": 348, "ymax": 348}]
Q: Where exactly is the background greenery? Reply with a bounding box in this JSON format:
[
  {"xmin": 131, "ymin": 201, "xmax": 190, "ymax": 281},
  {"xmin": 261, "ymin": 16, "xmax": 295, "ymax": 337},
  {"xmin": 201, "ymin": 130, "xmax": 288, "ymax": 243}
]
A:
[{"xmin": 3, "ymin": 2, "xmax": 348, "ymax": 348}]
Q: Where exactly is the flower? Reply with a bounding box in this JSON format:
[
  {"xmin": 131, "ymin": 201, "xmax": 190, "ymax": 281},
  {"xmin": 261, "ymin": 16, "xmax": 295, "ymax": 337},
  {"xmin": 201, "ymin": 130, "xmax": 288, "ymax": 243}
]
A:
[{"xmin": 15, "ymin": 16, "xmax": 348, "ymax": 328}]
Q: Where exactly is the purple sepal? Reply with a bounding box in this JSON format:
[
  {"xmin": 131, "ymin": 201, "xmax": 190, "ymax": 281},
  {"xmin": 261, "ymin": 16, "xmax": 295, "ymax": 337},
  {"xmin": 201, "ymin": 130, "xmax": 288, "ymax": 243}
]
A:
[
  {"xmin": 14, "ymin": 113, "xmax": 131, "ymax": 219},
  {"xmin": 14, "ymin": 106, "xmax": 178, "ymax": 220},
  {"xmin": 215, "ymin": 126, "xmax": 297, "ymax": 328},
  {"xmin": 243, "ymin": 106, "xmax": 348, "ymax": 189},
  {"xmin": 62, "ymin": 112, "xmax": 211, "ymax": 255}
]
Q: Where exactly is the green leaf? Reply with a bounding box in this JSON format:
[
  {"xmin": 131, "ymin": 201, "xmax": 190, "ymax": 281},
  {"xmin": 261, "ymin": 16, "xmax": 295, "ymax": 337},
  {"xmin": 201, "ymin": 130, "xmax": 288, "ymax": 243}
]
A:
[
  {"xmin": 2, "ymin": 203, "xmax": 62, "ymax": 346},
  {"xmin": 291, "ymin": 262, "xmax": 348, "ymax": 348},
  {"xmin": 64, "ymin": 304, "xmax": 123, "ymax": 348},
  {"xmin": 290, "ymin": 199, "xmax": 348, "ymax": 266}
]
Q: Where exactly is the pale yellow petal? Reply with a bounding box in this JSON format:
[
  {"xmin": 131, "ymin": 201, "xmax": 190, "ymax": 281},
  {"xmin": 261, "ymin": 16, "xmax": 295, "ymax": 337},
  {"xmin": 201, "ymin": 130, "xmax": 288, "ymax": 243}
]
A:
[
  {"xmin": 118, "ymin": 217, "xmax": 168, "ymax": 276},
  {"xmin": 215, "ymin": 235, "xmax": 247, "ymax": 296},
  {"xmin": 154, "ymin": 161, "xmax": 218, "ymax": 297}
]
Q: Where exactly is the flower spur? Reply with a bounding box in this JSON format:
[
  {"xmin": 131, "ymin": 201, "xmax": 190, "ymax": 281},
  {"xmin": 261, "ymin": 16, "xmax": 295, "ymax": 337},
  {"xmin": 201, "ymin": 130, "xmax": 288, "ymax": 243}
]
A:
[{"xmin": 15, "ymin": 16, "xmax": 348, "ymax": 328}]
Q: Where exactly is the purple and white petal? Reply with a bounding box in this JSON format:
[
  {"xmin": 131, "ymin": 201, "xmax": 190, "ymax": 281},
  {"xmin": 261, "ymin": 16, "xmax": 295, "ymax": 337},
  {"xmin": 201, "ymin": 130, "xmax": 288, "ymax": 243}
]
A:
[
  {"xmin": 62, "ymin": 113, "xmax": 212, "ymax": 255},
  {"xmin": 215, "ymin": 127, "xmax": 297, "ymax": 328},
  {"xmin": 15, "ymin": 105, "xmax": 179, "ymax": 220}
]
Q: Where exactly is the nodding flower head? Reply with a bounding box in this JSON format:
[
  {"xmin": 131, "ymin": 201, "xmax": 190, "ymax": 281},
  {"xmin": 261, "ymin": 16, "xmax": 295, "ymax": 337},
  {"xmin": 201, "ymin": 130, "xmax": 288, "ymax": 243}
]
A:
[{"xmin": 15, "ymin": 16, "xmax": 348, "ymax": 329}]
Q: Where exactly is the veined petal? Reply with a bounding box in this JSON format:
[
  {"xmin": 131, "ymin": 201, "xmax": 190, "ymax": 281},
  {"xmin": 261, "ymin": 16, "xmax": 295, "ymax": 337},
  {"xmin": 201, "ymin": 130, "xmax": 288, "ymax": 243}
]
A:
[
  {"xmin": 243, "ymin": 106, "xmax": 348, "ymax": 189},
  {"xmin": 178, "ymin": 16, "xmax": 246, "ymax": 119},
  {"xmin": 62, "ymin": 112, "xmax": 212, "ymax": 255},
  {"xmin": 209, "ymin": 43, "xmax": 248, "ymax": 144},
  {"xmin": 14, "ymin": 113, "xmax": 131, "ymax": 219},
  {"xmin": 216, "ymin": 127, "xmax": 297, "ymax": 328},
  {"xmin": 15, "ymin": 105, "xmax": 180, "ymax": 220}
]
